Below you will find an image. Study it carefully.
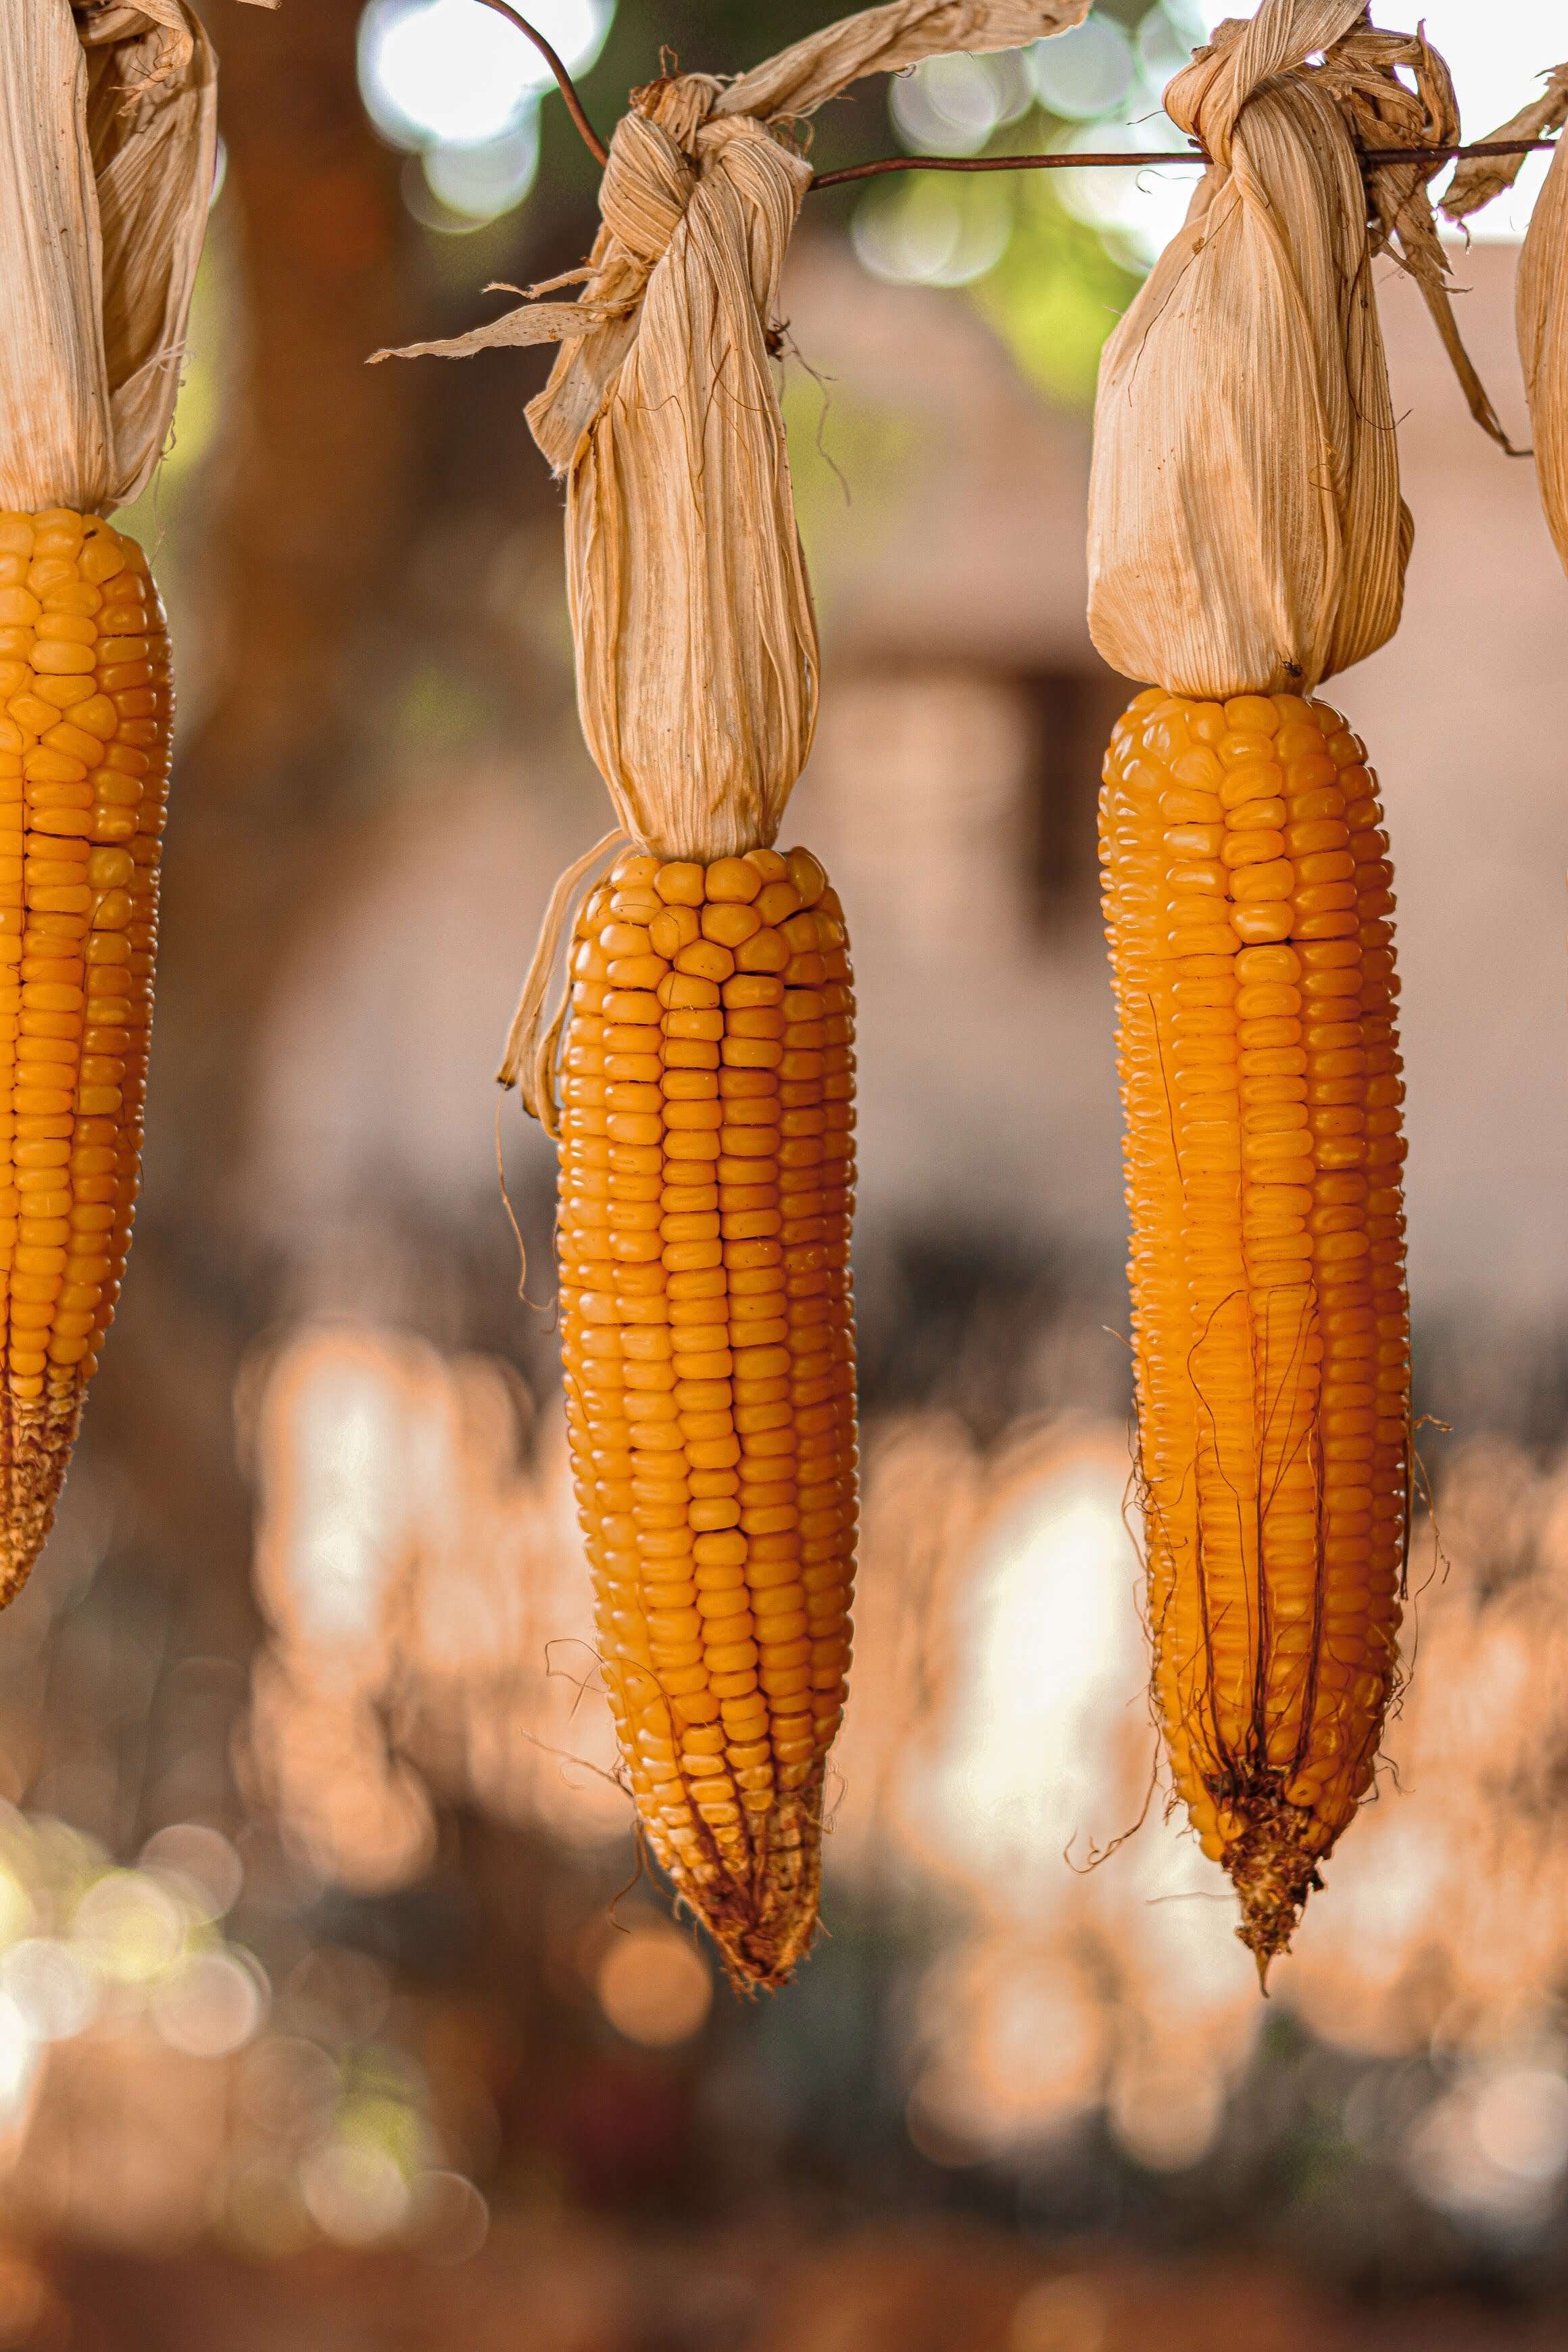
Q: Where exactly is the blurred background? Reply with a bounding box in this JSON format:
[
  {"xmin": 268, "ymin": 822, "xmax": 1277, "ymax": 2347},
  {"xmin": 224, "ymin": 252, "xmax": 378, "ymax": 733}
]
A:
[{"xmin": 1, "ymin": 0, "xmax": 1565, "ymax": 2342}]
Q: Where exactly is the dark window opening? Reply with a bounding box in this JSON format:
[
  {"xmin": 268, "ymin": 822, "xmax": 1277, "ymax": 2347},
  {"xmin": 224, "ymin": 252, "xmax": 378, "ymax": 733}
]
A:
[{"xmin": 1020, "ymin": 662, "xmax": 1130, "ymax": 930}]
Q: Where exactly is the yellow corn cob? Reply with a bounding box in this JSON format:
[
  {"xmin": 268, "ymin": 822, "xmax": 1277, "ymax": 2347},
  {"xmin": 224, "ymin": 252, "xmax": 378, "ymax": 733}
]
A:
[
  {"xmin": 0, "ymin": 507, "xmax": 170, "ymax": 1596},
  {"xmin": 1099, "ymin": 687, "xmax": 1411, "ymax": 1974},
  {"xmin": 557, "ymin": 846, "xmax": 857, "ymax": 1988}
]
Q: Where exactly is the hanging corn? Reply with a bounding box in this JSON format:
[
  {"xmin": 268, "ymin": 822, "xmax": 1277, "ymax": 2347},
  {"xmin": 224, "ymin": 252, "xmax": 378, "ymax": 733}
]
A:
[
  {"xmin": 383, "ymin": 0, "xmax": 1092, "ymax": 1986},
  {"xmin": 0, "ymin": 2, "xmax": 218, "ymax": 1597},
  {"xmin": 1087, "ymin": 0, "xmax": 1509, "ymax": 1974}
]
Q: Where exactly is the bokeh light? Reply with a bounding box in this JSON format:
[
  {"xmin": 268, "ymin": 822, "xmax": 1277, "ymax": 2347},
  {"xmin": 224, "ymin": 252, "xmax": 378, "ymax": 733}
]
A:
[
  {"xmin": 247, "ymin": 1325, "xmax": 626, "ymax": 1892},
  {"xmin": 852, "ymin": 178, "xmax": 1014, "ymax": 287},
  {"xmin": 1051, "ymin": 119, "xmax": 1194, "ymax": 269},
  {"xmin": 151, "ymin": 1951, "xmax": 268, "ymax": 2059},
  {"xmin": 597, "ymin": 1924, "xmax": 712, "ymax": 2049},
  {"xmin": 406, "ymin": 2168, "xmax": 490, "ymax": 2263},
  {"xmin": 422, "ymin": 118, "xmax": 539, "ymax": 222},
  {"xmin": 299, "ymin": 2136, "xmax": 411, "ymax": 2245},
  {"xmin": 72, "ymin": 1871, "xmax": 187, "ymax": 1986},
  {"xmin": 358, "ymin": 0, "xmax": 612, "ymax": 225},
  {"xmin": 1030, "ymin": 16, "xmax": 1135, "ymax": 122},
  {"xmin": 0, "ymin": 1998, "xmax": 40, "ymax": 2128},
  {"xmin": 0, "ymin": 1794, "xmax": 477, "ymax": 2261},
  {"xmin": 139, "ymin": 1825, "xmax": 244, "ymax": 1924},
  {"xmin": 358, "ymin": 0, "xmax": 609, "ymax": 148},
  {"xmin": 3, "ymin": 1942, "xmax": 97, "ymax": 2044},
  {"xmin": 920, "ymin": 1456, "xmax": 1137, "ymax": 1883},
  {"xmin": 858, "ymin": 1, "xmax": 1564, "ymax": 318},
  {"xmin": 889, "ymin": 50, "xmax": 1033, "ymax": 156}
]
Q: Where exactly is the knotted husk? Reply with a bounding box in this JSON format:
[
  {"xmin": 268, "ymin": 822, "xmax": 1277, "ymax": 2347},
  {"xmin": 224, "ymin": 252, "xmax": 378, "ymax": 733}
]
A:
[
  {"xmin": 383, "ymin": 0, "xmax": 1089, "ymax": 864},
  {"xmin": 1, "ymin": 2, "xmax": 221, "ymax": 517},
  {"xmin": 1088, "ymin": 0, "xmax": 1496, "ymax": 702},
  {"xmin": 1446, "ymin": 68, "xmax": 1568, "ymax": 578},
  {"xmin": 385, "ymin": 0, "xmax": 1090, "ymax": 1988}
]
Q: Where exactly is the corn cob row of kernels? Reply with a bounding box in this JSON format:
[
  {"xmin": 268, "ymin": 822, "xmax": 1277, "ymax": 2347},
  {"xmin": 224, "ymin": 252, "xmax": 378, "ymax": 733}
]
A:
[
  {"xmin": 0, "ymin": 508, "xmax": 170, "ymax": 1596},
  {"xmin": 1100, "ymin": 687, "xmax": 1410, "ymax": 1970},
  {"xmin": 556, "ymin": 846, "xmax": 857, "ymax": 1987}
]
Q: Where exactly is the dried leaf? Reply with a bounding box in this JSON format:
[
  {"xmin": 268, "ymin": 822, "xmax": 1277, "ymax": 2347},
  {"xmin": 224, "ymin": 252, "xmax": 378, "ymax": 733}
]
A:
[
  {"xmin": 1444, "ymin": 65, "xmax": 1568, "ymax": 224},
  {"xmin": 715, "ymin": 0, "xmax": 1089, "ymax": 123},
  {"xmin": 0, "ymin": 0, "xmax": 217, "ymax": 516}
]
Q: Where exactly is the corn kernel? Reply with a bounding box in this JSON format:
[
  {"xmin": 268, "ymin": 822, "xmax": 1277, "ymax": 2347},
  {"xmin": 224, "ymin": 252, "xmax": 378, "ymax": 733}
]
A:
[
  {"xmin": 1101, "ymin": 689, "xmax": 1408, "ymax": 1973},
  {"xmin": 558, "ymin": 846, "xmax": 856, "ymax": 1989},
  {"xmin": 0, "ymin": 515, "xmax": 168, "ymax": 1604}
]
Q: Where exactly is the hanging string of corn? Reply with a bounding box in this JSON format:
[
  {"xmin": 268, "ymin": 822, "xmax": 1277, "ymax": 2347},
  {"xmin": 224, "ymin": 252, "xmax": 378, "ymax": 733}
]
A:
[
  {"xmin": 1086, "ymin": 0, "xmax": 1511, "ymax": 1977},
  {"xmin": 0, "ymin": 2, "xmax": 222, "ymax": 1598},
  {"xmin": 383, "ymin": 0, "xmax": 1093, "ymax": 1988}
]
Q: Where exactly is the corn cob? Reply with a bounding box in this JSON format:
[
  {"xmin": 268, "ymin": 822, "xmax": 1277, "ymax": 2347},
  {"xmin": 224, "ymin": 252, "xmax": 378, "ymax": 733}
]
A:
[
  {"xmin": 557, "ymin": 846, "xmax": 856, "ymax": 1988},
  {"xmin": 0, "ymin": 508, "xmax": 169, "ymax": 1596},
  {"xmin": 1099, "ymin": 687, "xmax": 1410, "ymax": 1973}
]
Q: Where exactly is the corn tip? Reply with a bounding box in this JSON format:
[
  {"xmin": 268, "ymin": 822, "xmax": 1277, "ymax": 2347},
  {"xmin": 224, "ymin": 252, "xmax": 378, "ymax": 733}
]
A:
[{"xmin": 0, "ymin": 1388, "xmax": 82, "ymax": 1606}]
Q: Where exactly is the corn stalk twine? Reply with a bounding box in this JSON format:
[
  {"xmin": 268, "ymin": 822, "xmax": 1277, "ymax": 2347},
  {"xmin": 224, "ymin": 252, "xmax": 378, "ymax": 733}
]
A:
[{"xmin": 1087, "ymin": 0, "xmax": 1513, "ymax": 706}]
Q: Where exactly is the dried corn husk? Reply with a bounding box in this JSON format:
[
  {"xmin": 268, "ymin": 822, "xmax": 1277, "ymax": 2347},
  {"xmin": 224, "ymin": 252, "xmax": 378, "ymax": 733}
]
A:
[
  {"xmin": 1446, "ymin": 68, "xmax": 1568, "ymax": 578},
  {"xmin": 1087, "ymin": 0, "xmax": 1502, "ymax": 702},
  {"xmin": 383, "ymin": 0, "xmax": 1089, "ymax": 864},
  {"xmin": 1442, "ymin": 65, "xmax": 1568, "ymax": 225},
  {"xmin": 0, "ymin": 0, "xmax": 218, "ymax": 516},
  {"xmin": 1517, "ymin": 135, "xmax": 1568, "ymax": 576}
]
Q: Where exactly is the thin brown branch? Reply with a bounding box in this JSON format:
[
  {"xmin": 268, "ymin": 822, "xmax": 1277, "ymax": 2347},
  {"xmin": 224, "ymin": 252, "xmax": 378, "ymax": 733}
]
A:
[
  {"xmin": 812, "ymin": 147, "xmax": 1202, "ymax": 187},
  {"xmin": 808, "ymin": 134, "xmax": 1557, "ymax": 192},
  {"xmin": 470, "ymin": 0, "xmax": 608, "ymax": 166},
  {"xmin": 1359, "ymin": 134, "xmax": 1558, "ymax": 168},
  {"xmin": 449, "ymin": 18, "xmax": 1554, "ymax": 200}
]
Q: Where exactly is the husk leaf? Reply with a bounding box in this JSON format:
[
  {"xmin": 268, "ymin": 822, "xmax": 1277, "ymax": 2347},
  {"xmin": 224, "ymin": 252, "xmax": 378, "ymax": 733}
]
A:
[
  {"xmin": 1442, "ymin": 65, "xmax": 1568, "ymax": 226},
  {"xmin": 0, "ymin": 0, "xmax": 218, "ymax": 516},
  {"xmin": 1444, "ymin": 68, "xmax": 1568, "ymax": 579},
  {"xmin": 380, "ymin": 0, "xmax": 1091, "ymax": 862},
  {"xmin": 1517, "ymin": 122, "xmax": 1568, "ymax": 577},
  {"xmin": 1087, "ymin": 0, "xmax": 1495, "ymax": 701}
]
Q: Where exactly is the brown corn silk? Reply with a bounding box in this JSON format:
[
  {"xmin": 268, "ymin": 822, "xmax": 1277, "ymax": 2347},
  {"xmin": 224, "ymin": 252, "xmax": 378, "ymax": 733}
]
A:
[
  {"xmin": 1084, "ymin": 0, "xmax": 1465, "ymax": 1969},
  {"xmin": 383, "ymin": 0, "xmax": 1092, "ymax": 1984},
  {"xmin": 0, "ymin": 2, "xmax": 216, "ymax": 1594},
  {"xmin": 1444, "ymin": 66, "xmax": 1568, "ymax": 574}
]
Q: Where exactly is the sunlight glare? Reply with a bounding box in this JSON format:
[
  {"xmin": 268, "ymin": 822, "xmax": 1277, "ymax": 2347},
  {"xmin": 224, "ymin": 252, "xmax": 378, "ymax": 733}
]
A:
[
  {"xmin": 0, "ymin": 1996, "xmax": 39, "ymax": 2125},
  {"xmin": 358, "ymin": 0, "xmax": 610, "ymax": 151},
  {"xmin": 923, "ymin": 1458, "xmax": 1133, "ymax": 1881}
]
